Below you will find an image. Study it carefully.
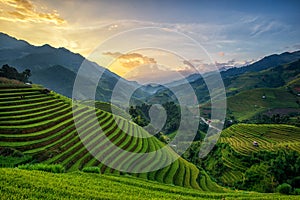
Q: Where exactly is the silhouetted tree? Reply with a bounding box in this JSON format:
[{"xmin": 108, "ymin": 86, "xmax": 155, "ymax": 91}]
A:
[{"xmin": 0, "ymin": 64, "xmax": 31, "ymax": 83}]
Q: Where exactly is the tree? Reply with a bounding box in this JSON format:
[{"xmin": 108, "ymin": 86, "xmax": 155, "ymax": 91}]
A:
[
  {"xmin": 277, "ymin": 183, "xmax": 292, "ymax": 194},
  {"xmin": 22, "ymin": 69, "xmax": 31, "ymax": 82},
  {"xmin": 0, "ymin": 64, "xmax": 31, "ymax": 83}
]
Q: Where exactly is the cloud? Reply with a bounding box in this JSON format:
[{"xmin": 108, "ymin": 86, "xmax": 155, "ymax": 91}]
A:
[
  {"xmin": 125, "ymin": 64, "xmax": 190, "ymax": 84},
  {"xmin": 103, "ymin": 52, "xmax": 157, "ymax": 69},
  {"xmin": 182, "ymin": 60, "xmax": 195, "ymax": 68},
  {"xmin": 182, "ymin": 59, "xmax": 217, "ymax": 73},
  {"xmin": 293, "ymin": 44, "xmax": 300, "ymax": 50},
  {"xmin": 218, "ymin": 52, "xmax": 225, "ymax": 57},
  {"xmin": 0, "ymin": 0, "xmax": 66, "ymax": 25},
  {"xmin": 215, "ymin": 59, "xmax": 255, "ymax": 70},
  {"xmin": 247, "ymin": 18, "xmax": 288, "ymax": 38},
  {"xmin": 182, "ymin": 58, "xmax": 256, "ymax": 73},
  {"xmin": 103, "ymin": 52, "xmax": 122, "ymax": 57}
]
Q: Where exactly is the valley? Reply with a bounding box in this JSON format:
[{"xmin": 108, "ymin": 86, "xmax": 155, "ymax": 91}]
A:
[{"xmin": 0, "ymin": 32, "xmax": 300, "ymax": 199}]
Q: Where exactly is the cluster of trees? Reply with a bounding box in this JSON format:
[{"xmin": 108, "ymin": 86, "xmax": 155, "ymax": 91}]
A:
[
  {"xmin": 201, "ymin": 143, "xmax": 300, "ymax": 194},
  {"xmin": 250, "ymin": 114, "xmax": 290, "ymax": 124},
  {"xmin": 129, "ymin": 104, "xmax": 150, "ymax": 127},
  {"xmin": 246, "ymin": 113, "xmax": 300, "ymax": 127},
  {"xmin": 129, "ymin": 102, "xmax": 181, "ymax": 134},
  {"xmin": 0, "ymin": 64, "xmax": 31, "ymax": 83},
  {"xmin": 129, "ymin": 102, "xmax": 209, "ymax": 138},
  {"xmin": 237, "ymin": 150, "xmax": 300, "ymax": 193}
]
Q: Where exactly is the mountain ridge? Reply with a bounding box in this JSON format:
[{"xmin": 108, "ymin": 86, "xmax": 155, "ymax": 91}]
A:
[
  {"xmin": 0, "ymin": 32, "xmax": 141, "ymax": 103},
  {"xmin": 1, "ymin": 32, "xmax": 300, "ymax": 106}
]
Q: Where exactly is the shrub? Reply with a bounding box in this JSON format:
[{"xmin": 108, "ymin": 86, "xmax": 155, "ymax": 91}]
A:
[
  {"xmin": 12, "ymin": 150, "xmax": 24, "ymax": 157},
  {"xmin": 276, "ymin": 183, "xmax": 292, "ymax": 194},
  {"xmin": 294, "ymin": 188, "xmax": 300, "ymax": 195},
  {"xmin": 291, "ymin": 176, "xmax": 300, "ymax": 188},
  {"xmin": 82, "ymin": 166, "xmax": 100, "ymax": 174},
  {"xmin": 18, "ymin": 164, "xmax": 65, "ymax": 173}
]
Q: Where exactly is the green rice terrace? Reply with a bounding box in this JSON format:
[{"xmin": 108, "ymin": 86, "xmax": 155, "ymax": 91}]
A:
[
  {"xmin": 0, "ymin": 84, "xmax": 299, "ymax": 199},
  {"xmin": 204, "ymin": 124, "xmax": 300, "ymax": 192},
  {"xmin": 220, "ymin": 124, "xmax": 300, "ymax": 155},
  {"xmin": 226, "ymin": 87, "xmax": 300, "ymax": 121}
]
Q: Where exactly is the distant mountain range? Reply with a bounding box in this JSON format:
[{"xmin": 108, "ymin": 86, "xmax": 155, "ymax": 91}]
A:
[
  {"xmin": 145, "ymin": 51, "xmax": 300, "ymax": 104},
  {"xmin": 0, "ymin": 32, "xmax": 140, "ymax": 103},
  {"xmin": 1, "ymin": 32, "xmax": 300, "ymax": 106}
]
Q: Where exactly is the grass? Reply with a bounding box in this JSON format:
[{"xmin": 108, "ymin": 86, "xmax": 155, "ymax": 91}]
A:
[
  {"xmin": 0, "ymin": 155, "xmax": 32, "ymax": 167},
  {"xmin": 1, "ymin": 168, "xmax": 298, "ymax": 200},
  {"xmin": 18, "ymin": 164, "xmax": 65, "ymax": 173},
  {"xmin": 227, "ymin": 88, "xmax": 300, "ymax": 121}
]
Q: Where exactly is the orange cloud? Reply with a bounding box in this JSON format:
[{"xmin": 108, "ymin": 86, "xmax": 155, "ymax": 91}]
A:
[
  {"xmin": 218, "ymin": 52, "xmax": 225, "ymax": 57},
  {"xmin": 103, "ymin": 52, "xmax": 157, "ymax": 69},
  {"xmin": 0, "ymin": 0, "xmax": 66, "ymax": 25}
]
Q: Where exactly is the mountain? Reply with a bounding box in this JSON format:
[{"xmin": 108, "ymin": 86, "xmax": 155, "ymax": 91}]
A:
[
  {"xmin": 195, "ymin": 59, "xmax": 300, "ymax": 124},
  {"xmin": 221, "ymin": 51, "xmax": 300, "ymax": 78},
  {"xmin": 224, "ymin": 58, "xmax": 300, "ymax": 96},
  {"xmin": 1, "ymin": 32, "xmax": 300, "ymax": 107},
  {"xmin": 0, "ymin": 32, "xmax": 139, "ymax": 103},
  {"xmin": 146, "ymin": 51, "xmax": 300, "ymax": 105}
]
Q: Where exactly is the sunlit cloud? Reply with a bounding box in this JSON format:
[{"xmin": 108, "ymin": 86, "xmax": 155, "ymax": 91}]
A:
[
  {"xmin": 0, "ymin": 0, "xmax": 66, "ymax": 24},
  {"xmin": 103, "ymin": 52, "xmax": 157, "ymax": 69},
  {"xmin": 124, "ymin": 64, "xmax": 191, "ymax": 84},
  {"xmin": 0, "ymin": 0, "xmax": 299, "ymax": 83},
  {"xmin": 214, "ymin": 59, "xmax": 255, "ymax": 70},
  {"xmin": 218, "ymin": 52, "xmax": 225, "ymax": 57}
]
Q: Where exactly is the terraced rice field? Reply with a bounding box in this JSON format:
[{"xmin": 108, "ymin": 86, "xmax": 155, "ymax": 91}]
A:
[
  {"xmin": 208, "ymin": 123, "xmax": 300, "ymax": 186},
  {"xmin": 220, "ymin": 124, "xmax": 300, "ymax": 155},
  {"xmin": 0, "ymin": 85, "xmax": 223, "ymax": 191},
  {"xmin": 2, "ymin": 168, "xmax": 298, "ymax": 200}
]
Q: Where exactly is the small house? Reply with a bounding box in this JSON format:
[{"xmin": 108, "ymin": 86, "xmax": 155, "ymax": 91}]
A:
[
  {"xmin": 41, "ymin": 88, "xmax": 51, "ymax": 94},
  {"xmin": 253, "ymin": 141, "xmax": 259, "ymax": 147}
]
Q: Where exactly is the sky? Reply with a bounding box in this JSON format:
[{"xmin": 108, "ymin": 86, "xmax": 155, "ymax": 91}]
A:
[{"xmin": 1, "ymin": 0, "xmax": 300, "ymax": 83}]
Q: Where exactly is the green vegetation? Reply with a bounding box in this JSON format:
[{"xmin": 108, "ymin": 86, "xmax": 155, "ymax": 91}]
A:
[
  {"xmin": 81, "ymin": 100, "xmax": 131, "ymax": 119},
  {"xmin": 129, "ymin": 102, "xmax": 208, "ymax": 136},
  {"xmin": 1, "ymin": 70, "xmax": 300, "ymax": 198},
  {"xmin": 225, "ymin": 59, "xmax": 300, "ymax": 96},
  {"xmin": 82, "ymin": 166, "xmax": 100, "ymax": 174},
  {"xmin": 0, "ymin": 147, "xmax": 32, "ymax": 167},
  {"xmin": 200, "ymin": 124, "xmax": 300, "ymax": 193},
  {"xmin": 220, "ymin": 124, "xmax": 300, "ymax": 154},
  {"xmin": 226, "ymin": 88, "xmax": 299, "ymax": 121},
  {"xmin": 200, "ymin": 60, "xmax": 300, "ymax": 124},
  {"xmin": 277, "ymin": 183, "xmax": 292, "ymax": 195},
  {"xmin": 0, "ymin": 155, "xmax": 32, "ymax": 167},
  {"xmin": 1, "ymin": 168, "xmax": 299, "ymax": 200},
  {"xmin": 0, "ymin": 84, "xmax": 218, "ymax": 191},
  {"xmin": 18, "ymin": 163, "xmax": 65, "ymax": 173}
]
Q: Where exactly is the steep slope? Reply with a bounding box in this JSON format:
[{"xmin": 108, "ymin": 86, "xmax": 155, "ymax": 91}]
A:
[
  {"xmin": 200, "ymin": 59, "xmax": 300, "ymax": 121},
  {"xmin": 146, "ymin": 51, "xmax": 300, "ymax": 105},
  {"xmin": 225, "ymin": 59, "xmax": 300, "ymax": 96},
  {"xmin": 0, "ymin": 84, "xmax": 223, "ymax": 191},
  {"xmin": 226, "ymin": 87, "xmax": 300, "ymax": 121},
  {"xmin": 221, "ymin": 51, "xmax": 300, "ymax": 78},
  {"xmin": 0, "ymin": 32, "xmax": 139, "ymax": 103}
]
